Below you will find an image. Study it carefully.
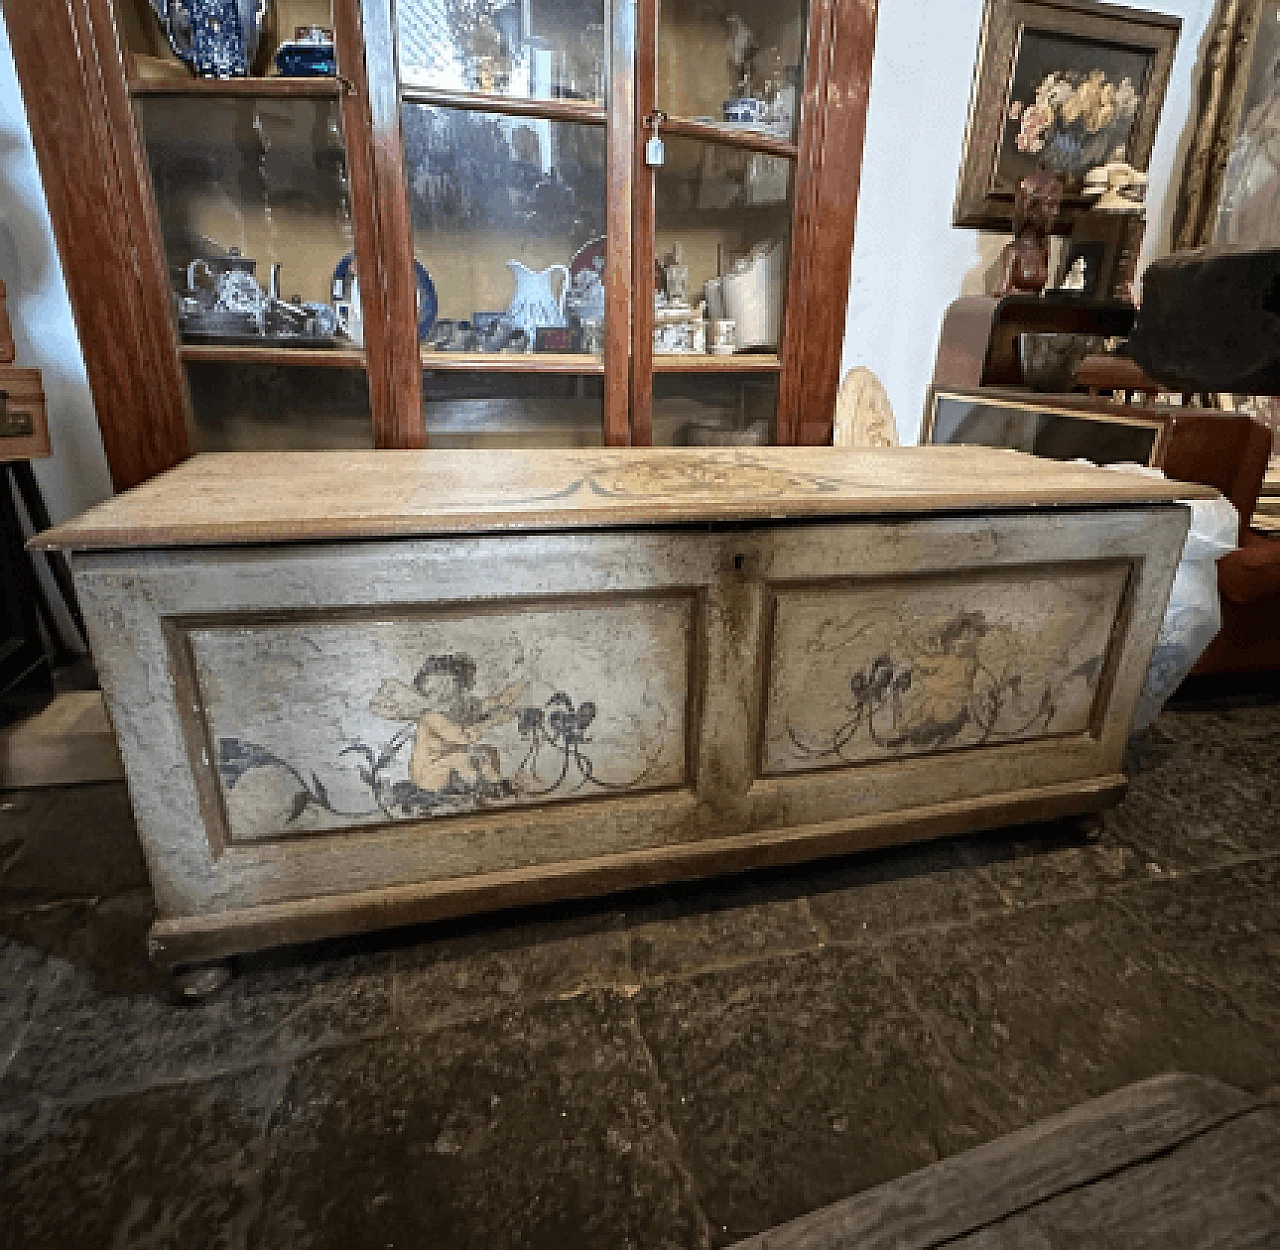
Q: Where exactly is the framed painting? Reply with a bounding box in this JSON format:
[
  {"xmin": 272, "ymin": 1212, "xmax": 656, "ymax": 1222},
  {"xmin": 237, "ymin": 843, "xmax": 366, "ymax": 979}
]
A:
[
  {"xmin": 955, "ymin": 0, "xmax": 1181, "ymax": 231},
  {"xmin": 1176, "ymin": 0, "xmax": 1280, "ymax": 249},
  {"xmin": 923, "ymin": 387, "xmax": 1168, "ymax": 466}
]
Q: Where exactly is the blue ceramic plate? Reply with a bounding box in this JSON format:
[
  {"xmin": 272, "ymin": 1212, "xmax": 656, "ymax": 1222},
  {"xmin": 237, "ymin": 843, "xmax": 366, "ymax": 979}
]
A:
[{"xmin": 332, "ymin": 253, "xmax": 437, "ymax": 341}]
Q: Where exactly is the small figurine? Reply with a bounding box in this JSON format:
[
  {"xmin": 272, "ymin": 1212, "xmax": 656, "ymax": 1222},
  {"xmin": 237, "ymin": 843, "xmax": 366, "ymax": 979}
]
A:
[
  {"xmin": 993, "ymin": 169, "xmax": 1063, "ymax": 298},
  {"xmin": 662, "ymin": 243, "xmax": 690, "ymax": 305},
  {"xmin": 723, "ymin": 14, "xmax": 763, "ymax": 124},
  {"xmin": 1082, "ymin": 160, "xmax": 1148, "ymax": 213},
  {"xmin": 726, "ymin": 15, "xmax": 758, "ymax": 95}
]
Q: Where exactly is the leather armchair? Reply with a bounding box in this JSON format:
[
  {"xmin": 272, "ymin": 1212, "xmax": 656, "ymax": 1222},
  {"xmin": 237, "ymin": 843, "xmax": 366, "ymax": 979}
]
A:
[{"xmin": 1155, "ymin": 412, "xmax": 1278, "ymax": 675}]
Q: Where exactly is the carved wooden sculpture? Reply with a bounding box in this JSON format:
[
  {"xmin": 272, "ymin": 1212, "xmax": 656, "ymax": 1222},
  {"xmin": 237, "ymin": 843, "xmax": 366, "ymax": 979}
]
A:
[{"xmin": 994, "ymin": 170, "xmax": 1064, "ymax": 298}]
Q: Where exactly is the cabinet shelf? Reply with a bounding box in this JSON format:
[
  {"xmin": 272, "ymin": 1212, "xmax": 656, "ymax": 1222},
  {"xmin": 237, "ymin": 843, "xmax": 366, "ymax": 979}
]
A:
[
  {"xmin": 654, "ymin": 353, "xmax": 781, "ymax": 372},
  {"xmin": 128, "ymin": 63, "xmax": 343, "ymax": 98},
  {"xmin": 422, "ymin": 351, "xmax": 605, "ymax": 374},
  {"xmin": 661, "ymin": 117, "xmax": 798, "ymax": 159},
  {"xmin": 177, "ymin": 345, "xmax": 781, "ymax": 373},
  {"xmin": 180, "ymin": 344, "xmax": 365, "ymax": 368},
  {"xmin": 416, "ymin": 351, "xmax": 782, "ymax": 373}
]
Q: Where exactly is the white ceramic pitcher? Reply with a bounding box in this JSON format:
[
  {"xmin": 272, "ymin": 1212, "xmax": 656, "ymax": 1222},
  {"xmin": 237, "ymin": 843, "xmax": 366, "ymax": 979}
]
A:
[{"xmin": 505, "ymin": 261, "xmax": 570, "ymax": 340}]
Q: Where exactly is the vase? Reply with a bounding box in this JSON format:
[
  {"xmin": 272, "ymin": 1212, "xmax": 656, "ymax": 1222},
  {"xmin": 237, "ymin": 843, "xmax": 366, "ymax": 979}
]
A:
[
  {"xmin": 505, "ymin": 262, "xmax": 570, "ymax": 345},
  {"xmin": 148, "ymin": 0, "xmax": 271, "ymax": 79}
]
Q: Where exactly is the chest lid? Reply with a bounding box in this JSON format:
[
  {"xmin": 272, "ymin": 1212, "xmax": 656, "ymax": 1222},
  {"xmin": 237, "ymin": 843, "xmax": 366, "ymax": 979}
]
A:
[{"xmin": 33, "ymin": 447, "xmax": 1209, "ymax": 551}]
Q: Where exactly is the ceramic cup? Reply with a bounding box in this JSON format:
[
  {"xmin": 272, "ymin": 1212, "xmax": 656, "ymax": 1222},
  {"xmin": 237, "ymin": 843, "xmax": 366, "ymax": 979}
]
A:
[
  {"xmin": 710, "ymin": 319, "xmax": 737, "ymax": 355},
  {"xmin": 723, "ymin": 97, "xmax": 764, "ymax": 124}
]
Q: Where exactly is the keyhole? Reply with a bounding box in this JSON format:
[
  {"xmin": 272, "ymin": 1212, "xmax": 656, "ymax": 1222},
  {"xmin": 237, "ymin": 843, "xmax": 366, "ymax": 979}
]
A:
[{"xmin": 733, "ymin": 554, "xmax": 746, "ymax": 571}]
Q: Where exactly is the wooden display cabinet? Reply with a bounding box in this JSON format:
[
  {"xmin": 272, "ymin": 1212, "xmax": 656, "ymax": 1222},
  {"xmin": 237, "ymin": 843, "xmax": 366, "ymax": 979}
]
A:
[{"xmin": 3, "ymin": 0, "xmax": 878, "ymax": 485}]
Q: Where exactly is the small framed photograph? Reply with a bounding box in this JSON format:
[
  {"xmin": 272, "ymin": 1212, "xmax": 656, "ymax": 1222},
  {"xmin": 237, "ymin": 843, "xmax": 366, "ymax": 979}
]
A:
[
  {"xmin": 923, "ymin": 387, "xmax": 1168, "ymax": 466},
  {"xmin": 954, "ymin": 0, "xmax": 1180, "ymax": 231},
  {"xmin": 1057, "ymin": 239, "xmax": 1108, "ymax": 297}
]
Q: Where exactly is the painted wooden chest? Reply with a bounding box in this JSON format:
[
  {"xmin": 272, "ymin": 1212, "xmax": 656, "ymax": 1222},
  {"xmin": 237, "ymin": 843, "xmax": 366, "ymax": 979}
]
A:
[{"xmin": 37, "ymin": 448, "xmax": 1206, "ymax": 972}]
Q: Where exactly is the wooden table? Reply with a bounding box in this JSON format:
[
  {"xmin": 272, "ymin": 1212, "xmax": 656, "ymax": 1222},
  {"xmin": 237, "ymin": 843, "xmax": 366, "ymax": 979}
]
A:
[{"xmin": 36, "ymin": 448, "xmax": 1207, "ymax": 983}]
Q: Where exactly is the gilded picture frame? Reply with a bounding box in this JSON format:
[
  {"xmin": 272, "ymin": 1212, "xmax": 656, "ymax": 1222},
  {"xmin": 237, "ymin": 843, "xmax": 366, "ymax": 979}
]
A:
[
  {"xmin": 955, "ymin": 0, "xmax": 1181, "ymax": 232},
  {"xmin": 1174, "ymin": 0, "xmax": 1280, "ymax": 249}
]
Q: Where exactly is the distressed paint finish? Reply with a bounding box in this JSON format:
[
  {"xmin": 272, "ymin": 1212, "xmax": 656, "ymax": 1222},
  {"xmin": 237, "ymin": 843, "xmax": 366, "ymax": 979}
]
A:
[
  {"xmin": 52, "ymin": 450, "xmax": 1194, "ymax": 964},
  {"xmin": 34, "ymin": 447, "xmax": 1210, "ymax": 551},
  {"xmin": 763, "ymin": 563, "xmax": 1130, "ymax": 774},
  {"xmin": 186, "ymin": 598, "xmax": 692, "ymax": 844}
]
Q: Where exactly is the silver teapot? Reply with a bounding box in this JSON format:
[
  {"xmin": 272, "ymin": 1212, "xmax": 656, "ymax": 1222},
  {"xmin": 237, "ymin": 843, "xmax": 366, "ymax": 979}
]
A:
[{"xmin": 148, "ymin": 0, "xmax": 272, "ymax": 78}]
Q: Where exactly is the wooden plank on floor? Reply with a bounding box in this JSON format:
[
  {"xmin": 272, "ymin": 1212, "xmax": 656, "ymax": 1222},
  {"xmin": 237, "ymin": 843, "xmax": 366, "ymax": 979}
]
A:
[
  {"xmin": 730, "ymin": 1074, "xmax": 1268, "ymax": 1250},
  {"xmin": 960, "ymin": 1106, "xmax": 1280, "ymax": 1247},
  {"xmin": 0, "ymin": 690, "xmax": 124, "ymax": 788}
]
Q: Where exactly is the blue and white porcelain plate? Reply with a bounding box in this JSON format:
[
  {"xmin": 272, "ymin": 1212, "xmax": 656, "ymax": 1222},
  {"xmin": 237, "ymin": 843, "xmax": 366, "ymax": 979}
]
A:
[{"xmin": 332, "ymin": 252, "xmax": 437, "ymax": 341}]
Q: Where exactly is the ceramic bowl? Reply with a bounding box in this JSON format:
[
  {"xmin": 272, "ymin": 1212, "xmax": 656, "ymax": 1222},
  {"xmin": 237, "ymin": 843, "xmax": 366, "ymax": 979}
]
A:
[{"xmin": 1019, "ymin": 333, "xmax": 1106, "ymax": 392}]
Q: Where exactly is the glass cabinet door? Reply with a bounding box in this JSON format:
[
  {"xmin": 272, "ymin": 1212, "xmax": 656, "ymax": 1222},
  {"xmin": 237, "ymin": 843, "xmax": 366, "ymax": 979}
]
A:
[
  {"xmin": 637, "ymin": 0, "xmax": 807, "ymax": 445},
  {"xmin": 393, "ymin": 0, "xmax": 614, "ymax": 447},
  {"xmin": 116, "ymin": 0, "xmax": 377, "ymax": 451}
]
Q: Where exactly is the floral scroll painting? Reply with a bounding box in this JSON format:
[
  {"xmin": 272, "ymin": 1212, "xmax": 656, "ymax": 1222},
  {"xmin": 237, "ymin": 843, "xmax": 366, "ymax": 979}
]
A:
[
  {"xmin": 762, "ymin": 565, "xmax": 1130, "ymax": 775},
  {"xmin": 185, "ymin": 598, "xmax": 693, "ymax": 844}
]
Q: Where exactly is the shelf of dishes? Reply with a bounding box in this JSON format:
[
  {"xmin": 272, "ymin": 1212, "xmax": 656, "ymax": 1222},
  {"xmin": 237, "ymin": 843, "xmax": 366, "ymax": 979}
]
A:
[
  {"xmin": 170, "ymin": 234, "xmax": 787, "ymax": 362},
  {"xmin": 179, "ymin": 344, "xmax": 782, "ymax": 373},
  {"xmin": 124, "ymin": 11, "xmax": 338, "ymax": 81}
]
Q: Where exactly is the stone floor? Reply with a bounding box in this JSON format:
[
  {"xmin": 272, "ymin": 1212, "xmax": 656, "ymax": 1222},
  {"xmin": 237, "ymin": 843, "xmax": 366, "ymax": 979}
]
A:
[{"xmin": 1, "ymin": 690, "xmax": 1278, "ymax": 1249}]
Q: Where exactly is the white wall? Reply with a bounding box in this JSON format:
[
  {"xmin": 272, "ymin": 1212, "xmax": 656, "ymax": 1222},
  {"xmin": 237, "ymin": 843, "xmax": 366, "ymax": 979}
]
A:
[
  {"xmin": 842, "ymin": 0, "xmax": 1219, "ymax": 445},
  {"xmin": 0, "ymin": 13, "xmax": 113, "ymax": 524}
]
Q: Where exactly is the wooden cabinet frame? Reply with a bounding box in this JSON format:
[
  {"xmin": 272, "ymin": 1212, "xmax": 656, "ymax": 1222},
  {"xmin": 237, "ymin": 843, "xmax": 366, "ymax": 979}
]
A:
[{"xmin": 3, "ymin": 0, "xmax": 879, "ymax": 483}]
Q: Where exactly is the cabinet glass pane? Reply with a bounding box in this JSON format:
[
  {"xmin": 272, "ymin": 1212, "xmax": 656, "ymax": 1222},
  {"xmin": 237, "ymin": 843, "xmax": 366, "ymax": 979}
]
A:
[
  {"xmin": 402, "ymin": 103, "xmax": 607, "ymax": 443},
  {"xmin": 137, "ymin": 97, "xmax": 357, "ymax": 334},
  {"xmin": 136, "ymin": 95, "xmax": 372, "ymax": 448},
  {"xmin": 651, "ymin": 373, "xmax": 777, "ymax": 445},
  {"xmin": 186, "ymin": 363, "xmax": 373, "ymax": 451},
  {"xmin": 422, "ymin": 373, "xmax": 604, "ymax": 447},
  {"xmin": 657, "ymin": 0, "xmax": 805, "ymax": 141},
  {"xmin": 397, "ymin": 0, "xmax": 607, "ymax": 105},
  {"xmin": 655, "ymin": 137, "xmax": 791, "ymax": 360}
]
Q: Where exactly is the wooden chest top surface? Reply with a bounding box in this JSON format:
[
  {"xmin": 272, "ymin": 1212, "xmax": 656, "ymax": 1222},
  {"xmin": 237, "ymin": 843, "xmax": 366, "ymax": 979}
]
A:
[{"xmin": 35, "ymin": 447, "xmax": 1209, "ymax": 550}]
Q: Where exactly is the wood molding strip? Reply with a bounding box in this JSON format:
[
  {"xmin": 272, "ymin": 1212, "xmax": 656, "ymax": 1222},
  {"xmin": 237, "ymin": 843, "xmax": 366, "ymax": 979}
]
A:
[
  {"xmin": 604, "ymin": 0, "xmax": 637, "ymax": 445},
  {"xmin": 398, "ymin": 84, "xmax": 607, "ymax": 125},
  {"xmin": 782, "ymin": 0, "xmax": 880, "ymax": 446},
  {"xmin": 342, "ymin": 0, "xmax": 425, "ymax": 447},
  {"xmin": 660, "ymin": 116, "xmax": 799, "ymax": 159},
  {"xmin": 628, "ymin": 0, "xmax": 657, "ymax": 445}
]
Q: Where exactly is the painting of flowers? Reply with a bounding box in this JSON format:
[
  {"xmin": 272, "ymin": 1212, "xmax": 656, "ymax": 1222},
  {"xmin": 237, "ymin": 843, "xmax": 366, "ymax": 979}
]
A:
[
  {"xmin": 954, "ymin": 0, "xmax": 1179, "ymax": 230},
  {"xmin": 1000, "ymin": 30, "xmax": 1154, "ymax": 191}
]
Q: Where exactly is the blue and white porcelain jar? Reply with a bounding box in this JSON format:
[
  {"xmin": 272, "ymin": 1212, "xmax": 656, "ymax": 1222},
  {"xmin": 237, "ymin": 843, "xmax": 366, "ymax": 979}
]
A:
[{"xmin": 148, "ymin": 0, "xmax": 270, "ymax": 79}]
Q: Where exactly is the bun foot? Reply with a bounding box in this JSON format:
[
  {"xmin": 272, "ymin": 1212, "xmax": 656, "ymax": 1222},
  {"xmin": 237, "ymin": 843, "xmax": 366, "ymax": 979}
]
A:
[{"xmin": 168, "ymin": 959, "xmax": 234, "ymax": 1003}]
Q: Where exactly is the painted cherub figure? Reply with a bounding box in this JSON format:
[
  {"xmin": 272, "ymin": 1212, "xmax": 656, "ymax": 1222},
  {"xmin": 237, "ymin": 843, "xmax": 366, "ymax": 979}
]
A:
[
  {"xmin": 369, "ymin": 654, "xmax": 525, "ymax": 793},
  {"xmin": 891, "ymin": 612, "xmax": 988, "ymax": 746}
]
